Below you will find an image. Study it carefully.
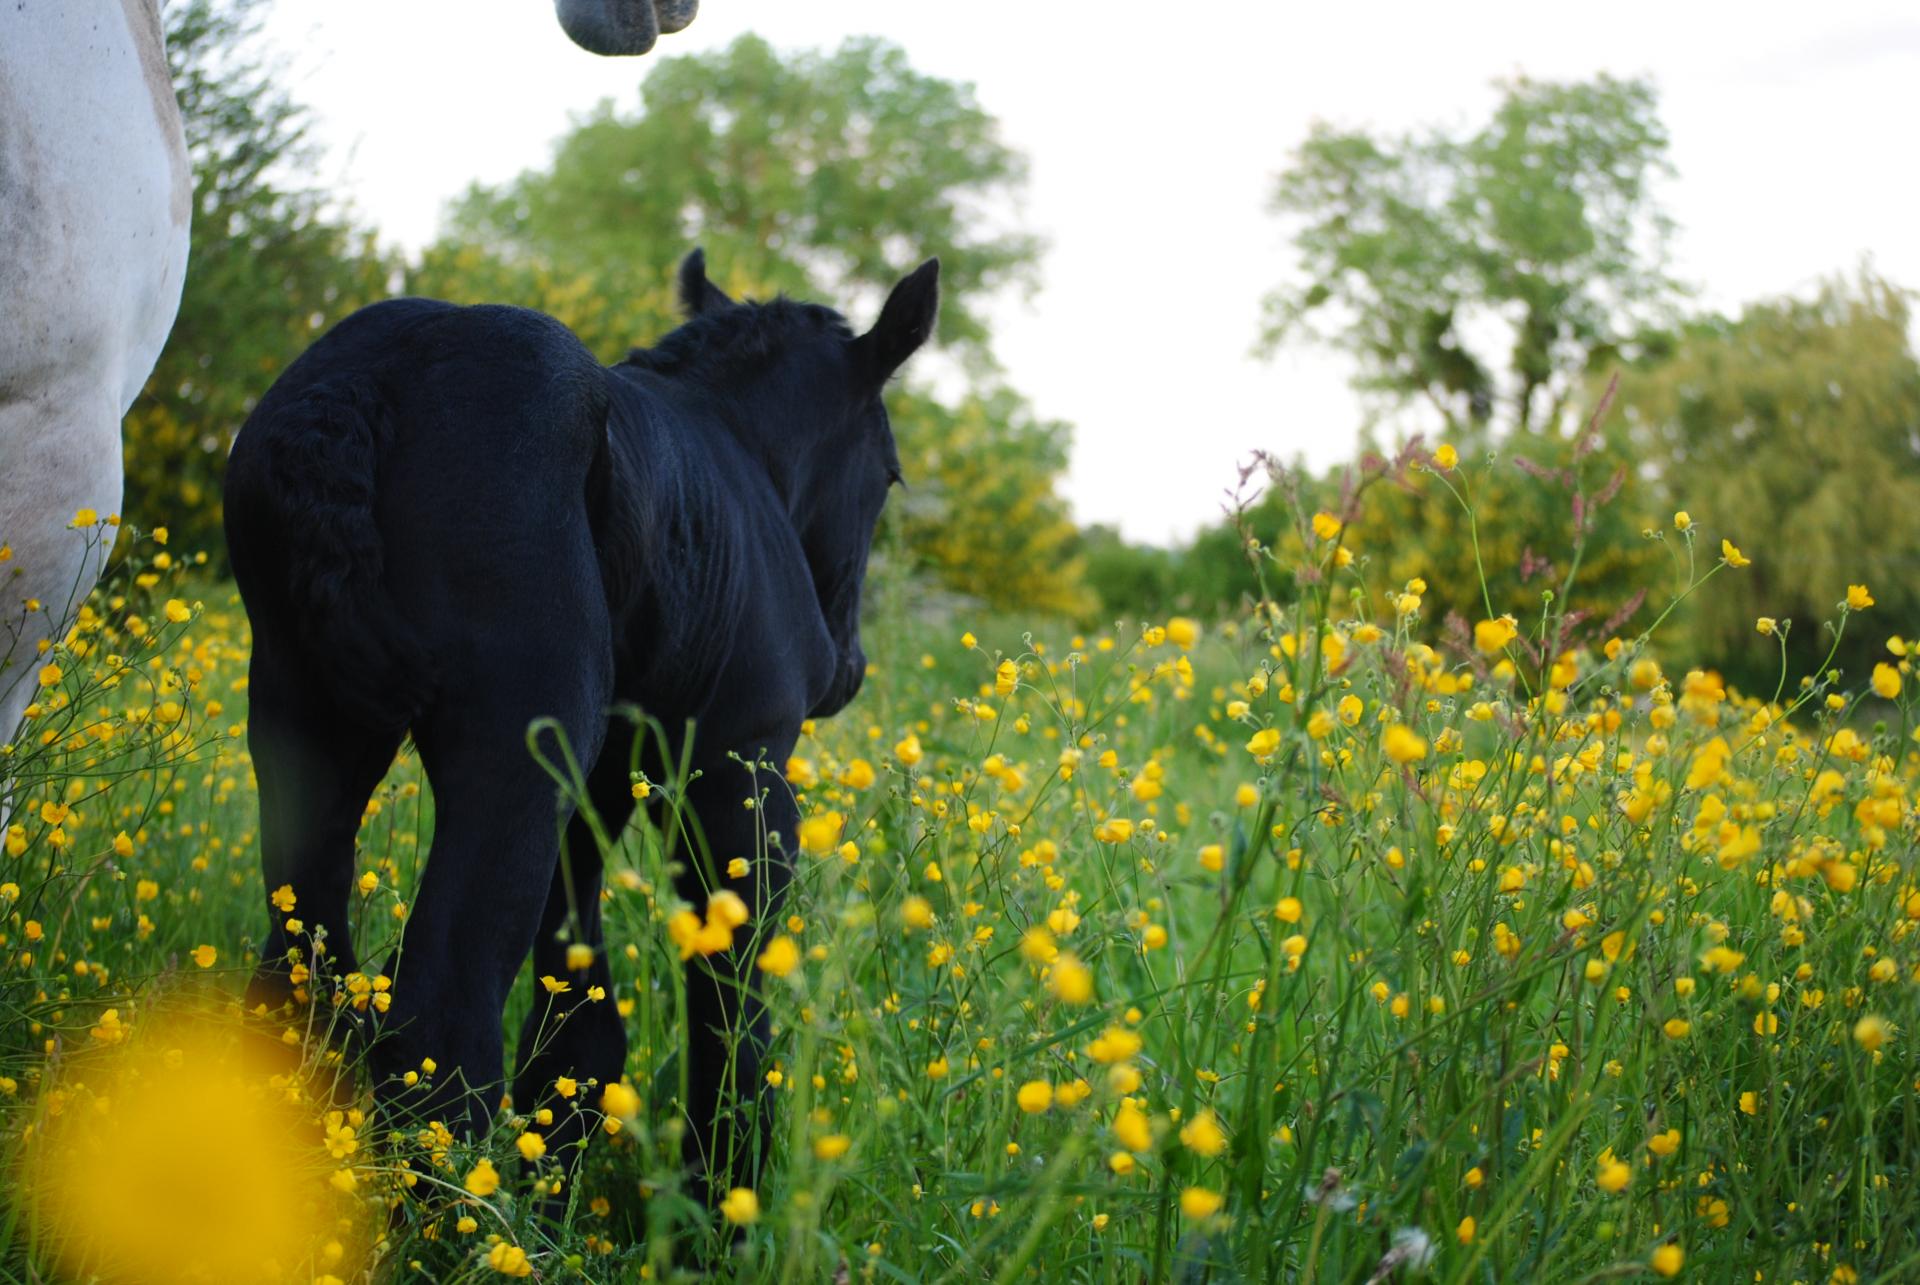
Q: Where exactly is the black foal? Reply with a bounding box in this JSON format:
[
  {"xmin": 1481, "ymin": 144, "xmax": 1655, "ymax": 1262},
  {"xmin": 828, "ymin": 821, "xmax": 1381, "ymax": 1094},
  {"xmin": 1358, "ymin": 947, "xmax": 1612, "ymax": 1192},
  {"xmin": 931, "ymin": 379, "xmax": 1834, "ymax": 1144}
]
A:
[{"xmin": 224, "ymin": 250, "xmax": 937, "ymax": 1195}]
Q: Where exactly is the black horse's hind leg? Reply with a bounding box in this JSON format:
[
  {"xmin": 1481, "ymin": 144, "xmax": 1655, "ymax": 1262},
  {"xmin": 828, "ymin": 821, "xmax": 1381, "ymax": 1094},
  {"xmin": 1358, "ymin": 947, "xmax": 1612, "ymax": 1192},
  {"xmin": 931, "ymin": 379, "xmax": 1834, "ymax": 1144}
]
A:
[
  {"xmin": 244, "ymin": 634, "xmax": 403, "ymax": 1015},
  {"xmin": 674, "ymin": 749, "xmax": 796, "ymax": 1198},
  {"xmin": 373, "ymin": 623, "xmax": 613, "ymax": 1138},
  {"xmin": 512, "ymin": 721, "xmax": 636, "ymax": 1173}
]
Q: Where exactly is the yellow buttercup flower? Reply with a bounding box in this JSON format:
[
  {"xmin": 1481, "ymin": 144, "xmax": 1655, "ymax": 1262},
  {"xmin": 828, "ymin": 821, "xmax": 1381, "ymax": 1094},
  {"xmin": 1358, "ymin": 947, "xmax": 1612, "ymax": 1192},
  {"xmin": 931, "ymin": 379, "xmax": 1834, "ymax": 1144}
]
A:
[
  {"xmin": 600, "ymin": 1082, "xmax": 640, "ymax": 1122},
  {"xmin": 798, "ymin": 811, "xmax": 845, "ymax": 855},
  {"xmin": 1383, "ymin": 725, "xmax": 1428, "ymax": 765},
  {"xmin": 486, "ymin": 1242, "xmax": 533, "ymax": 1277},
  {"xmin": 757, "ymin": 934, "xmax": 800, "ymax": 978},
  {"xmin": 1721, "ymin": 539, "xmax": 1750, "ymax": 568},
  {"xmin": 1474, "ymin": 616, "xmax": 1518, "ymax": 655},
  {"xmin": 720, "ymin": 1187, "xmax": 761, "ymax": 1225},
  {"xmin": 1178, "ymin": 1110, "xmax": 1226, "ymax": 1157},
  {"xmin": 1049, "ymin": 954, "xmax": 1094, "ymax": 1004},
  {"xmin": 1179, "ymin": 1187, "xmax": 1223, "ymax": 1218},
  {"xmin": 465, "ymin": 1158, "xmax": 501, "ymax": 1197},
  {"xmin": 1016, "ymin": 1080, "xmax": 1053, "ymax": 1113}
]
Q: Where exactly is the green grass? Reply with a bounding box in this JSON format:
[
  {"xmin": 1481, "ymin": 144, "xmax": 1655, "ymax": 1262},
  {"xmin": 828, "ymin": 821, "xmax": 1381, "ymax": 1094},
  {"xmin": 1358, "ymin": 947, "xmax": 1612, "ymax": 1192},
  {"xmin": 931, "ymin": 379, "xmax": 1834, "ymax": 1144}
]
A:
[{"xmin": 3, "ymin": 474, "xmax": 1919, "ymax": 1284}]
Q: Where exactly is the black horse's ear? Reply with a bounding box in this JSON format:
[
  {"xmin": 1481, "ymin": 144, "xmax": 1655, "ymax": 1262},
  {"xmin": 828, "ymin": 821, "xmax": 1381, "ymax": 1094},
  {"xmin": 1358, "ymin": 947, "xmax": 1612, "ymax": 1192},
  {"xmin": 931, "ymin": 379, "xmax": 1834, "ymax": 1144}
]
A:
[
  {"xmin": 855, "ymin": 258, "xmax": 940, "ymax": 382},
  {"xmin": 678, "ymin": 248, "xmax": 734, "ymax": 317}
]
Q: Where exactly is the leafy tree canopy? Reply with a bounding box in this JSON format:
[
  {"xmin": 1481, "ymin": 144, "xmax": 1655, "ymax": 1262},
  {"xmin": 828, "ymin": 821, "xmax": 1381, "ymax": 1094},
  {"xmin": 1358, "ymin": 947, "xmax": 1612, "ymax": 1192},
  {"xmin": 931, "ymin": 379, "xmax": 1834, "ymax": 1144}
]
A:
[
  {"xmin": 1262, "ymin": 74, "xmax": 1682, "ymax": 436},
  {"xmin": 1614, "ymin": 272, "xmax": 1920, "ymax": 691},
  {"xmin": 441, "ymin": 34, "xmax": 1040, "ymax": 369}
]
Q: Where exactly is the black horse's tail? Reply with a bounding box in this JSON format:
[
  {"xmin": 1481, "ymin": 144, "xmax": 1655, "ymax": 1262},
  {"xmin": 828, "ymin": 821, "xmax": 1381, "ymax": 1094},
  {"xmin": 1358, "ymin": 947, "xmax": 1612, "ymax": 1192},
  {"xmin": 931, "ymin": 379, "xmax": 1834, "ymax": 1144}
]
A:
[{"xmin": 226, "ymin": 378, "xmax": 436, "ymax": 734}]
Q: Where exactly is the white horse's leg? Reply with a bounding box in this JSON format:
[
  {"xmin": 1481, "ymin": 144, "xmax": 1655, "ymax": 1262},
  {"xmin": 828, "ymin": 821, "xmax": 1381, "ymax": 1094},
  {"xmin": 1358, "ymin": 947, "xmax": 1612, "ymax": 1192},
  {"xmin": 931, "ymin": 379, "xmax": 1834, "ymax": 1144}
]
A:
[
  {"xmin": 1, "ymin": 0, "xmax": 189, "ymax": 830},
  {"xmin": 0, "ymin": 390, "xmax": 123, "ymax": 832}
]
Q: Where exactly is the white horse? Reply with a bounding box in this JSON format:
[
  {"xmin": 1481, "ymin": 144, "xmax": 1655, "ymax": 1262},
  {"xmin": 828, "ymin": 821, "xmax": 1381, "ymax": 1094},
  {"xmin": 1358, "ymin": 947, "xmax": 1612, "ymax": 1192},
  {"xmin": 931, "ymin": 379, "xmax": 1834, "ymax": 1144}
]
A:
[{"xmin": 0, "ymin": 1, "xmax": 191, "ymax": 803}]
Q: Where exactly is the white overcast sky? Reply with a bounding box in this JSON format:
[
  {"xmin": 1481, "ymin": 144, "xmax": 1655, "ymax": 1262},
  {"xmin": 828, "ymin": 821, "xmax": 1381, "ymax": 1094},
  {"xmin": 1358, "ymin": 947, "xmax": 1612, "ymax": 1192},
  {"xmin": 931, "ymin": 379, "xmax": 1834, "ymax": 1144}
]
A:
[{"xmin": 259, "ymin": 0, "xmax": 1920, "ymax": 545}]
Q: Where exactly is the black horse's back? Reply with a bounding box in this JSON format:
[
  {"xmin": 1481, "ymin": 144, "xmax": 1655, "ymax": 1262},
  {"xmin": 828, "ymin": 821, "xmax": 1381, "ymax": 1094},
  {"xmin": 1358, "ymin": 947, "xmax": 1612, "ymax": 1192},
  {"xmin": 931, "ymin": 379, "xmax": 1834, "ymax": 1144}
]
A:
[{"xmin": 225, "ymin": 298, "xmax": 611, "ymax": 734}]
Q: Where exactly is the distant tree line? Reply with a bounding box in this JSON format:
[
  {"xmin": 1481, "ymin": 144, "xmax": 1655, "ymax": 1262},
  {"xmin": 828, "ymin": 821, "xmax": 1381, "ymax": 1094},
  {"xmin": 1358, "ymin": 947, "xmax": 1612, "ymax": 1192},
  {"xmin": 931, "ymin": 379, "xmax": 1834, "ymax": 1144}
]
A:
[
  {"xmin": 1081, "ymin": 76, "xmax": 1920, "ymax": 694},
  {"xmin": 134, "ymin": 4, "xmax": 1920, "ymax": 692}
]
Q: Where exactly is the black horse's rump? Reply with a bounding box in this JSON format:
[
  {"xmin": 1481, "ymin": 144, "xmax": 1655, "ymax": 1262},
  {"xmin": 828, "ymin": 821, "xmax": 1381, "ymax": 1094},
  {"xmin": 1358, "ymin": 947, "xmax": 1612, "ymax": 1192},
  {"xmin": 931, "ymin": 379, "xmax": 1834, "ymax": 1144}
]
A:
[{"xmin": 223, "ymin": 250, "xmax": 937, "ymax": 1196}]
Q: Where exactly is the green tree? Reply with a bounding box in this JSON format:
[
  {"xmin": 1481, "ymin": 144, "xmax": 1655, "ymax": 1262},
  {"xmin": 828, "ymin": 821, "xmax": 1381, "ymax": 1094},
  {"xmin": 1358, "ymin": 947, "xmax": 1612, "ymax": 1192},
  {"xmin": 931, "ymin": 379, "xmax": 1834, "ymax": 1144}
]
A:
[
  {"xmin": 1614, "ymin": 272, "xmax": 1920, "ymax": 691},
  {"xmin": 1262, "ymin": 75, "xmax": 1681, "ymax": 436},
  {"xmin": 405, "ymin": 241, "xmax": 680, "ymax": 363},
  {"xmin": 1077, "ymin": 525, "xmax": 1182, "ymax": 625},
  {"xmin": 126, "ymin": 0, "xmax": 391, "ymax": 551},
  {"xmin": 883, "ymin": 389, "xmax": 1091, "ymax": 619},
  {"xmin": 440, "ymin": 33, "xmax": 1039, "ymax": 368}
]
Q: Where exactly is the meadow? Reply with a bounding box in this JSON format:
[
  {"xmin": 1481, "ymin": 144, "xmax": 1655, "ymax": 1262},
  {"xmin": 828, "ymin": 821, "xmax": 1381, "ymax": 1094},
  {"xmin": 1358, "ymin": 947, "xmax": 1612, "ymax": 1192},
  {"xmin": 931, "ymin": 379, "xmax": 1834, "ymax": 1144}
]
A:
[{"xmin": 2, "ymin": 444, "xmax": 1917, "ymax": 1284}]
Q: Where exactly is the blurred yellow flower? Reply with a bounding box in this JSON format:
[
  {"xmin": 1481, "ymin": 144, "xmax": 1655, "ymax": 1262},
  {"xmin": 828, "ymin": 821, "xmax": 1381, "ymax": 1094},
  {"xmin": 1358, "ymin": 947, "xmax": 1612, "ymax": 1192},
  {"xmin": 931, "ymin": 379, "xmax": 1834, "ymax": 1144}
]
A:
[
  {"xmin": 799, "ymin": 811, "xmax": 846, "ymax": 855},
  {"xmin": 1049, "ymin": 954, "xmax": 1094, "ymax": 1004},
  {"xmin": 1179, "ymin": 1109, "xmax": 1226, "ymax": 1157},
  {"xmin": 1383, "ymin": 725, "xmax": 1428, "ymax": 764},
  {"xmin": 1179, "ymin": 1187, "xmax": 1224, "ymax": 1218},
  {"xmin": 757, "ymin": 934, "xmax": 800, "ymax": 978},
  {"xmin": 720, "ymin": 1187, "xmax": 761, "ymax": 1225}
]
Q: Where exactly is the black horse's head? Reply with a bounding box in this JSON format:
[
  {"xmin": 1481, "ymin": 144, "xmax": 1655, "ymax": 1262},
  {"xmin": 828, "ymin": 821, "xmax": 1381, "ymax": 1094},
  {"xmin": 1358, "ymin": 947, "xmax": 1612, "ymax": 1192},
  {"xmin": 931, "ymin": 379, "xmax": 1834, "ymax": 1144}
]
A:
[
  {"xmin": 664, "ymin": 250, "xmax": 939, "ymax": 718},
  {"xmin": 554, "ymin": 0, "xmax": 697, "ymax": 55}
]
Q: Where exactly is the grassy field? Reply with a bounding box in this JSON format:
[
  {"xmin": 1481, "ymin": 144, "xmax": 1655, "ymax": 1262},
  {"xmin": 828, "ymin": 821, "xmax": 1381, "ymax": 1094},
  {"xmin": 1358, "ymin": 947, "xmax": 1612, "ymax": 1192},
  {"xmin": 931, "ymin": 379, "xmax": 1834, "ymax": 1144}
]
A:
[{"xmin": 3, "ymin": 458, "xmax": 1918, "ymax": 1283}]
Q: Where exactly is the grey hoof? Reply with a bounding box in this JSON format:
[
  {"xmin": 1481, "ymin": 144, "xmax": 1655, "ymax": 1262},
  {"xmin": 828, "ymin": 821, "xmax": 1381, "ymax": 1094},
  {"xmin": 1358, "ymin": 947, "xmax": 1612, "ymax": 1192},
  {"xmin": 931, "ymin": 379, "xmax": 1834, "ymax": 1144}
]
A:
[{"xmin": 655, "ymin": 0, "xmax": 698, "ymax": 34}]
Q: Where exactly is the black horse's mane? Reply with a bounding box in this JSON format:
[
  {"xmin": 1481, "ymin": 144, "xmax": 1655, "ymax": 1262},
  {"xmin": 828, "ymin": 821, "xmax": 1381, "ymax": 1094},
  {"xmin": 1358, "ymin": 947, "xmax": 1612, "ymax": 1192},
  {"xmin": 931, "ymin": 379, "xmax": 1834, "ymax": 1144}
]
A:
[{"xmin": 622, "ymin": 297, "xmax": 854, "ymax": 383}]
